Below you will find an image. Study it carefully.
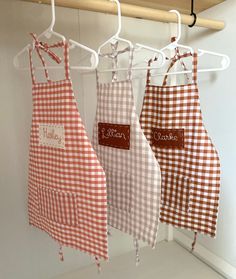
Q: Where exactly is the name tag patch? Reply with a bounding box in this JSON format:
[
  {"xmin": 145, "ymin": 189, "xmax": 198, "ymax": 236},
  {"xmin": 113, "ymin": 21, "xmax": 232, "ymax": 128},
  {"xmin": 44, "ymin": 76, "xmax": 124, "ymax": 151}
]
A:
[
  {"xmin": 39, "ymin": 124, "xmax": 65, "ymax": 149},
  {"xmin": 151, "ymin": 128, "xmax": 184, "ymax": 149},
  {"xmin": 98, "ymin": 123, "xmax": 130, "ymax": 150}
]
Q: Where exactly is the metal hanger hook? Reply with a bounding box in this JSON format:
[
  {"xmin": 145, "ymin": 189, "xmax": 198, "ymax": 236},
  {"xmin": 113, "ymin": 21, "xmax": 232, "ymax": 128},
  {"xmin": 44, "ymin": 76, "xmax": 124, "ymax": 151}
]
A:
[{"xmin": 188, "ymin": 0, "xmax": 197, "ymax": 28}]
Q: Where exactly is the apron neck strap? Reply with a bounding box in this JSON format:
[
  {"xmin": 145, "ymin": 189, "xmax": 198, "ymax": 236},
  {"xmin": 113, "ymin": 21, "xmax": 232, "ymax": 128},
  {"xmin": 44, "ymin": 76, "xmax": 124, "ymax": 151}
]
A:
[
  {"xmin": 192, "ymin": 52, "xmax": 198, "ymax": 84},
  {"xmin": 162, "ymin": 49, "xmax": 198, "ymax": 86},
  {"xmin": 29, "ymin": 33, "xmax": 69, "ymax": 84},
  {"xmin": 110, "ymin": 41, "xmax": 134, "ymax": 82},
  {"xmin": 146, "ymin": 48, "xmax": 198, "ymax": 87},
  {"xmin": 146, "ymin": 57, "xmax": 157, "ymax": 86},
  {"xmin": 109, "ymin": 41, "xmax": 134, "ymax": 82},
  {"xmin": 111, "ymin": 41, "xmax": 119, "ymax": 82},
  {"xmin": 97, "ymin": 41, "xmax": 133, "ymax": 84},
  {"xmin": 162, "ymin": 50, "xmax": 191, "ymax": 86},
  {"xmin": 127, "ymin": 47, "xmax": 134, "ymax": 80}
]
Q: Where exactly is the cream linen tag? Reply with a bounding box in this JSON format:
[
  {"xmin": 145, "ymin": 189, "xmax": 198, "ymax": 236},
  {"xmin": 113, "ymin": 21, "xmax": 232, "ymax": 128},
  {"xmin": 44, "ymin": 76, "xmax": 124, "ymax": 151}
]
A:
[{"xmin": 39, "ymin": 124, "xmax": 65, "ymax": 149}]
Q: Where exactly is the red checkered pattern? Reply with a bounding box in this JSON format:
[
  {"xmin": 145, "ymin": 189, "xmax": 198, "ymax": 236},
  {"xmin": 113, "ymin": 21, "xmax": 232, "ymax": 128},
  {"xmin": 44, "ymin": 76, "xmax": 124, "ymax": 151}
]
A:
[
  {"xmin": 92, "ymin": 46, "xmax": 162, "ymax": 248},
  {"xmin": 140, "ymin": 51, "xmax": 220, "ymax": 237},
  {"xmin": 27, "ymin": 34, "xmax": 108, "ymax": 260}
]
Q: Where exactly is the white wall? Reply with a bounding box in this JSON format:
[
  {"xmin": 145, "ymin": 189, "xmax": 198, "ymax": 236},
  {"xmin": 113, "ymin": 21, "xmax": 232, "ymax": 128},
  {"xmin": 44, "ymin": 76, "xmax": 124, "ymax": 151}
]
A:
[
  {"xmin": 176, "ymin": 0, "xmax": 236, "ymax": 269},
  {"xmin": 0, "ymin": 0, "xmax": 235, "ymax": 278}
]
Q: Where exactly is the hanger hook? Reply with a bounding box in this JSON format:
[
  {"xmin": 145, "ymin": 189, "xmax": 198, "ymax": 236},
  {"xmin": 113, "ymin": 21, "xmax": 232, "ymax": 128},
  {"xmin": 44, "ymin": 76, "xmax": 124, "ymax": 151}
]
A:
[
  {"xmin": 43, "ymin": 0, "xmax": 56, "ymax": 39},
  {"xmin": 49, "ymin": 0, "xmax": 55, "ymax": 31},
  {"xmin": 169, "ymin": 10, "xmax": 181, "ymax": 43},
  {"xmin": 110, "ymin": 0, "xmax": 121, "ymax": 37},
  {"xmin": 188, "ymin": 0, "xmax": 197, "ymax": 28}
]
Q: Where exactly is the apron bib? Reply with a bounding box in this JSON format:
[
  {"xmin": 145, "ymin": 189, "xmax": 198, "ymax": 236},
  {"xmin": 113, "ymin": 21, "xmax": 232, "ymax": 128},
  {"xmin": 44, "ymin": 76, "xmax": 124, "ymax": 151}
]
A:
[
  {"xmin": 140, "ymin": 50, "xmax": 220, "ymax": 240},
  {"xmin": 92, "ymin": 44, "xmax": 162, "ymax": 261},
  {"xmin": 27, "ymin": 34, "xmax": 108, "ymax": 262}
]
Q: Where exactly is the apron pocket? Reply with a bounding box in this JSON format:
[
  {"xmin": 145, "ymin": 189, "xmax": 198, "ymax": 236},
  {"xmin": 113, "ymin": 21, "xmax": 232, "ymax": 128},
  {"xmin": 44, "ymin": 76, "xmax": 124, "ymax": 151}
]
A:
[
  {"xmin": 106, "ymin": 169, "xmax": 132, "ymax": 213},
  {"xmin": 161, "ymin": 172, "xmax": 193, "ymax": 213},
  {"xmin": 38, "ymin": 186, "xmax": 77, "ymax": 226}
]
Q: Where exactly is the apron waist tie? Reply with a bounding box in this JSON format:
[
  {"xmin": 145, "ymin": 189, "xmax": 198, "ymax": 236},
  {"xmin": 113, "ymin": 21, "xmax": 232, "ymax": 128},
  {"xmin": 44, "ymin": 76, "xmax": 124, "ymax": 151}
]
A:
[
  {"xmin": 95, "ymin": 256, "xmax": 101, "ymax": 273},
  {"xmin": 59, "ymin": 244, "xmax": 64, "ymax": 261},
  {"xmin": 107, "ymin": 225, "xmax": 112, "ymax": 236},
  {"xmin": 134, "ymin": 238, "xmax": 140, "ymax": 266},
  {"xmin": 191, "ymin": 232, "xmax": 198, "ymax": 252}
]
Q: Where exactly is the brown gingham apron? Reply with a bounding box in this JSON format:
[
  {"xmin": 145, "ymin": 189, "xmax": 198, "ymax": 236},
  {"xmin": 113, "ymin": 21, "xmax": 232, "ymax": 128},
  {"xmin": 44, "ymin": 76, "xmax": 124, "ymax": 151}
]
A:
[
  {"xmin": 140, "ymin": 50, "xmax": 220, "ymax": 245},
  {"xmin": 92, "ymin": 43, "xmax": 162, "ymax": 263},
  {"xmin": 27, "ymin": 34, "xmax": 108, "ymax": 267}
]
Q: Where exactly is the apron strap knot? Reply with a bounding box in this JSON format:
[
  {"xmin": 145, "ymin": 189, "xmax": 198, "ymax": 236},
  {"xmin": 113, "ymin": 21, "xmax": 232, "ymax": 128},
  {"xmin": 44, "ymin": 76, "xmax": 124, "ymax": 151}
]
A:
[
  {"xmin": 30, "ymin": 33, "xmax": 62, "ymax": 64},
  {"xmin": 29, "ymin": 33, "xmax": 67, "ymax": 83}
]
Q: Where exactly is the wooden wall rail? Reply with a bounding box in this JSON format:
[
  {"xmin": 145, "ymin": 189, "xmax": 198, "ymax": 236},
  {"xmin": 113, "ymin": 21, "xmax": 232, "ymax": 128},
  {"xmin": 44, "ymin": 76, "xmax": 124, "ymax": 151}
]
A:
[{"xmin": 22, "ymin": 0, "xmax": 225, "ymax": 30}]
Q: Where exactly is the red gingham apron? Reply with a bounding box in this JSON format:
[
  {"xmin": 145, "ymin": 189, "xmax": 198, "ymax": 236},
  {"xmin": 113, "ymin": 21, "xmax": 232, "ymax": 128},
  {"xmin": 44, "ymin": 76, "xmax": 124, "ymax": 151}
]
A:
[
  {"xmin": 140, "ymin": 50, "xmax": 220, "ymax": 244},
  {"xmin": 27, "ymin": 34, "xmax": 108, "ymax": 264},
  {"xmin": 92, "ymin": 43, "xmax": 162, "ymax": 263}
]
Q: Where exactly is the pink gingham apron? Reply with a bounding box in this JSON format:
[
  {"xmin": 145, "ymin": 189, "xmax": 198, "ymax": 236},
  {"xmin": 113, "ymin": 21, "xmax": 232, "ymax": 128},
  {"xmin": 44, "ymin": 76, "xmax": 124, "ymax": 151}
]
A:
[
  {"xmin": 27, "ymin": 34, "xmax": 108, "ymax": 265},
  {"xmin": 92, "ymin": 43, "xmax": 162, "ymax": 263},
  {"xmin": 140, "ymin": 49, "xmax": 221, "ymax": 247}
]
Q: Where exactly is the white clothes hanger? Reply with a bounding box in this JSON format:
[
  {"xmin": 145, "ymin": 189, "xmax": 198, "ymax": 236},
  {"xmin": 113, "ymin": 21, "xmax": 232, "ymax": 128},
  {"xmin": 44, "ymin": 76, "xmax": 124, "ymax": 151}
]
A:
[
  {"xmin": 160, "ymin": 10, "xmax": 194, "ymax": 55},
  {"xmin": 36, "ymin": 0, "xmax": 65, "ymax": 42},
  {"xmin": 14, "ymin": 0, "xmax": 98, "ymax": 71},
  {"xmin": 98, "ymin": 0, "xmax": 166, "ymax": 73},
  {"xmin": 132, "ymin": 44, "xmax": 166, "ymax": 69},
  {"xmin": 150, "ymin": 9, "xmax": 230, "ymax": 77},
  {"xmin": 114, "ymin": 10, "xmax": 185, "ymax": 73},
  {"xmin": 69, "ymin": 39, "xmax": 98, "ymax": 71},
  {"xmin": 97, "ymin": 0, "xmax": 133, "ymax": 55}
]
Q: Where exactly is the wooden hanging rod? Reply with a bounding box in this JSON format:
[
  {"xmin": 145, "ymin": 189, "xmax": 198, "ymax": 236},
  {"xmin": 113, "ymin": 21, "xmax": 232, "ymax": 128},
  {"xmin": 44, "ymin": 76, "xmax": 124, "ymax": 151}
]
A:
[{"xmin": 22, "ymin": 0, "xmax": 225, "ymax": 30}]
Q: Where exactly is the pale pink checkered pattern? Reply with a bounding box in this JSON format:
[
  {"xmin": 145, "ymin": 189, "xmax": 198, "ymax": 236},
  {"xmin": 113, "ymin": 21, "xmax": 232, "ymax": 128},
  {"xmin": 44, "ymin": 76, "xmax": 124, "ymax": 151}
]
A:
[
  {"xmin": 27, "ymin": 35, "xmax": 108, "ymax": 260},
  {"xmin": 92, "ymin": 48, "xmax": 162, "ymax": 247},
  {"xmin": 140, "ymin": 51, "xmax": 221, "ymax": 237}
]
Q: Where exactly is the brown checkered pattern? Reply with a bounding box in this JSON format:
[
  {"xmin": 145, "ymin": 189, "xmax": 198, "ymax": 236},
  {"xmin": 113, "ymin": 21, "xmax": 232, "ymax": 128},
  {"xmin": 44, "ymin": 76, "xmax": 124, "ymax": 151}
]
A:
[
  {"xmin": 140, "ymin": 51, "xmax": 220, "ymax": 238},
  {"xmin": 27, "ymin": 34, "xmax": 108, "ymax": 261},
  {"xmin": 92, "ymin": 47, "xmax": 162, "ymax": 248}
]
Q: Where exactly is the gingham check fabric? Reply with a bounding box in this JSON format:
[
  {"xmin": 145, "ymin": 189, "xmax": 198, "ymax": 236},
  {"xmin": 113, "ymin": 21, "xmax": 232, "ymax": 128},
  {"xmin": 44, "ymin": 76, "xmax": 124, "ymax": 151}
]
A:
[
  {"xmin": 27, "ymin": 34, "xmax": 108, "ymax": 260},
  {"xmin": 92, "ymin": 47, "xmax": 162, "ymax": 248},
  {"xmin": 140, "ymin": 51, "xmax": 221, "ymax": 237}
]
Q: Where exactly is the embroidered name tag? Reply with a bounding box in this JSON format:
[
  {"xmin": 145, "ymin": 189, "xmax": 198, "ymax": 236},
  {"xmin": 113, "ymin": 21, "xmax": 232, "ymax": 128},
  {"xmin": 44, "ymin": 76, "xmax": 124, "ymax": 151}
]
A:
[
  {"xmin": 151, "ymin": 128, "xmax": 184, "ymax": 149},
  {"xmin": 98, "ymin": 123, "xmax": 130, "ymax": 150},
  {"xmin": 39, "ymin": 124, "xmax": 65, "ymax": 149}
]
